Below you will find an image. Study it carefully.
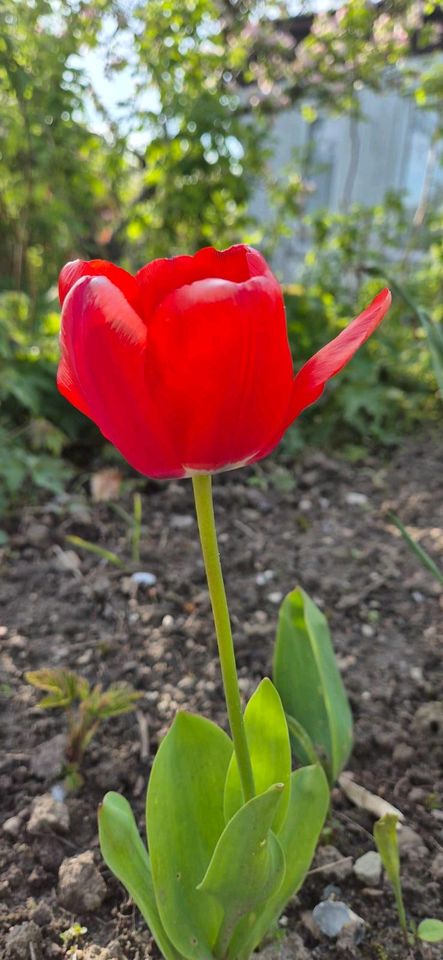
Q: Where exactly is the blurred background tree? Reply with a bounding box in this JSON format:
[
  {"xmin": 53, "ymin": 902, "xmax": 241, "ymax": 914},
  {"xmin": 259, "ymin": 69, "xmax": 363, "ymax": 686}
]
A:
[{"xmin": 0, "ymin": 0, "xmax": 442, "ymax": 510}]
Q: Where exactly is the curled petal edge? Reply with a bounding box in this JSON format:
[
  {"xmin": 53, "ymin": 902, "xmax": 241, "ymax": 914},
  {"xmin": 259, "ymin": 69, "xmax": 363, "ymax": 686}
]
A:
[{"xmin": 288, "ymin": 288, "xmax": 392, "ymax": 423}]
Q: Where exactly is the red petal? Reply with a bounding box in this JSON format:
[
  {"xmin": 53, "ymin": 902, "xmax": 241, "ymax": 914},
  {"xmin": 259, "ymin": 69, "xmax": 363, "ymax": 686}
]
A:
[
  {"xmin": 57, "ymin": 277, "xmax": 183, "ymax": 478},
  {"xmin": 288, "ymin": 289, "xmax": 392, "ymax": 422},
  {"xmin": 135, "ymin": 244, "xmax": 271, "ymax": 321},
  {"xmin": 145, "ymin": 273, "xmax": 294, "ymax": 472},
  {"xmin": 58, "ymin": 259, "xmax": 142, "ymax": 315}
]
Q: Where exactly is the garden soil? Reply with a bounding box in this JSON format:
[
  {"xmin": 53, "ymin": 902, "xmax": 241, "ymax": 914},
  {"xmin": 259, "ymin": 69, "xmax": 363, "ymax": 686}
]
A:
[{"xmin": 1, "ymin": 434, "xmax": 442, "ymax": 960}]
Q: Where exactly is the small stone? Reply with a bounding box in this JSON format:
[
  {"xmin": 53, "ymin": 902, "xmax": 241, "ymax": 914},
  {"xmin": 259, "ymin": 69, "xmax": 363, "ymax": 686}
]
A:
[
  {"xmin": 412, "ymin": 702, "xmax": 443, "ymax": 737},
  {"xmin": 345, "ymin": 492, "xmax": 368, "ymax": 507},
  {"xmin": 393, "ymin": 742, "xmax": 414, "ymax": 764},
  {"xmin": 2, "ymin": 815, "xmax": 21, "ymax": 838},
  {"xmin": 312, "ymin": 901, "xmax": 365, "ymax": 939},
  {"xmin": 170, "ymin": 514, "xmax": 194, "ymax": 529},
  {"xmin": 27, "ymin": 523, "xmax": 50, "ymax": 547},
  {"xmin": 321, "ymin": 883, "xmax": 342, "ymax": 900},
  {"xmin": 51, "ymin": 783, "xmax": 66, "ymax": 803},
  {"xmin": 255, "ymin": 569, "xmax": 274, "ymax": 587},
  {"xmin": 131, "ymin": 571, "xmax": 157, "ymax": 586},
  {"xmin": 337, "ymin": 919, "xmax": 366, "ymax": 950},
  {"xmin": 58, "ymin": 850, "xmax": 107, "ymax": 912},
  {"xmin": 397, "ymin": 826, "xmax": 428, "ymax": 860},
  {"xmin": 30, "ymin": 733, "xmax": 67, "ymax": 781},
  {"xmin": 6, "ymin": 921, "xmax": 43, "ymax": 959},
  {"xmin": 52, "ymin": 546, "xmax": 82, "ymax": 573},
  {"xmin": 431, "ymin": 851, "xmax": 443, "ymax": 881},
  {"xmin": 353, "ymin": 851, "xmax": 382, "ymax": 887},
  {"xmin": 255, "ymin": 931, "xmax": 311, "ymax": 960},
  {"xmin": 83, "ymin": 948, "xmax": 111, "ymax": 960},
  {"xmin": 409, "ymin": 786, "xmax": 426, "ymax": 804},
  {"xmin": 267, "ymin": 591, "xmax": 283, "ymax": 605},
  {"xmin": 27, "ymin": 794, "xmax": 69, "ymax": 835},
  {"xmin": 313, "ymin": 845, "xmax": 353, "ymax": 880},
  {"xmin": 35, "ymin": 835, "xmax": 65, "ymax": 872},
  {"xmin": 30, "ymin": 901, "xmax": 53, "ymax": 926},
  {"xmin": 7, "ymin": 865, "xmax": 23, "ymax": 889},
  {"xmin": 106, "ymin": 942, "xmax": 125, "ymax": 960},
  {"xmin": 91, "ymin": 575, "xmax": 111, "ymax": 598}
]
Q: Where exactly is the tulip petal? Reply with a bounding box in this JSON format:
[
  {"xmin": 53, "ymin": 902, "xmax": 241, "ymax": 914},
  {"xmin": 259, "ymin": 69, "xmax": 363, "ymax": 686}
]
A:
[
  {"xmin": 136, "ymin": 244, "xmax": 272, "ymax": 321},
  {"xmin": 288, "ymin": 288, "xmax": 392, "ymax": 422},
  {"xmin": 146, "ymin": 274, "xmax": 294, "ymax": 473},
  {"xmin": 57, "ymin": 277, "xmax": 183, "ymax": 478},
  {"xmin": 59, "ymin": 259, "xmax": 142, "ymax": 315}
]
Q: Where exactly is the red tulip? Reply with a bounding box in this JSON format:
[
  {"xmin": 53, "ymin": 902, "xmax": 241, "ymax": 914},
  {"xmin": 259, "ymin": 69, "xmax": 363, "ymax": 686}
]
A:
[{"xmin": 57, "ymin": 245, "xmax": 391, "ymax": 479}]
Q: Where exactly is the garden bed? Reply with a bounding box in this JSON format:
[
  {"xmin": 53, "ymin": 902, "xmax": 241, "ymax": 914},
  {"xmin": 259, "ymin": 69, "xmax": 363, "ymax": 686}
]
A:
[{"xmin": 1, "ymin": 434, "xmax": 442, "ymax": 959}]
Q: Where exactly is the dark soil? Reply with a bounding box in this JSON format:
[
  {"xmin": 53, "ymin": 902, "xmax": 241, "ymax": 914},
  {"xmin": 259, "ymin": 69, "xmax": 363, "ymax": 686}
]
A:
[{"xmin": 1, "ymin": 435, "xmax": 442, "ymax": 960}]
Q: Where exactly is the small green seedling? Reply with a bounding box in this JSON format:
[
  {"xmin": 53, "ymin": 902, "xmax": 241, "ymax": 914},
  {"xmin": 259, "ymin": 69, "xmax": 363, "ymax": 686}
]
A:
[
  {"xmin": 374, "ymin": 813, "xmax": 407, "ymax": 935},
  {"xmin": 390, "ymin": 513, "xmax": 443, "ymax": 587},
  {"xmin": 374, "ymin": 813, "xmax": 443, "ymax": 945},
  {"xmin": 60, "ymin": 922, "xmax": 87, "ymax": 956},
  {"xmin": 110, "ymin": 491, "xmax": 143, "ymax": 563},
  {"xmin": 26, "ymin": 668, "xmax": 142, "ymax": 788},
  {"xmin": 67, "ymin": 492, "xmax": 144, "ymax": 567}
]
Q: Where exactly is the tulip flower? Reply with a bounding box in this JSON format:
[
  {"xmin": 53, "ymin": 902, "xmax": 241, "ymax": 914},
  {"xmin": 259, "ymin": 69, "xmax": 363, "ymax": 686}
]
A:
[{"xmin": 57, "ymin": 244, "xmax": 391, "ymax": 480}]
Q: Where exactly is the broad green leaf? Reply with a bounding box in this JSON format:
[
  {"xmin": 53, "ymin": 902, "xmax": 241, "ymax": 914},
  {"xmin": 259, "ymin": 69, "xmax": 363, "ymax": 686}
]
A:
[
  {"xmin": 374, "ymin": 814, "xmax": 407, "ymax": 933},
  {"xmin": 229, "ymin": 764, "xmax": 329, "ymax": 960},
  {"xmin": 98, "ymin": 792, "xmax": 183, "ymax": 960},
  {"xmin": 273, "ymin": 588, "xmax": 353, "ymax": 782},
  {"xmin": 147, "ymin": 712, "xmax": 232, "ymax": 960},
  {"xmin": 199, "ymin": 784, "xmax": 285, "ymax": 958},
  {"xmin": 224, "ymin": 678, "xmax": 291, "ymax": 833},
  {"xmin": 417, "ymin": 918, "xmax": 443, "ymax": 942}
]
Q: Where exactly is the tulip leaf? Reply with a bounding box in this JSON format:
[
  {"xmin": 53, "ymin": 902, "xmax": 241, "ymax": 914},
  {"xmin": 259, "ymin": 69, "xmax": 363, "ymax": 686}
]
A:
[
  {"xmin": 273, "ymin": 587, "xmax": 353, "ymax": 782},
  {"xmin": 417, "ymin": 919, "xmax": 443, "ymax": 942},
  {"xmin": 224, "ymin": 678, "xmax": 291, "ymax": 833},
  {"xmin": 199, "ymin": 784, "xmax": 285, "ymax": 959},
  {"xmin": 285, "ymin": 712, "xmax": 320, "ymax": 767},
  {"xmin": 147, "ymin": 712, "xmax": 232, "ymax": 960},
  {"xmin": 228, "ymin": 764, "xmax": 330, "ymax": 960},
  {"xmin": 98, "ymin": 792, "xmax": 183, "ymax": 960}
]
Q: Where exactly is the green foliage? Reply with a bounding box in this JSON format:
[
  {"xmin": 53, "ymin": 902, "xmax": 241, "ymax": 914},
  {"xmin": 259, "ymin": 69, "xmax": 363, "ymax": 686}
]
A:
[
  {"xmin": 199, "ymin": 786, "xmax": 286, "ymax": 958},
  {"xmin": 100, "ymin": 706, "xmax": 329, "ymax": 960},
  {"xmin": 230, "ymin": 764, "xmax": 329, "ymax": 960},
  {"xmin": 65, "ymin": 534, "xmax": 124, "ymax": 568},
  {"xmin": 417, "ymin": 919, "xmax": 443, "ymax": 943},
  {"xmin": 1, "ymin": 0, "xmax": 442, "ymax": 504},
  {"xmin": 147, "ymin": 713, "xmax": 230, "ymax": 959},
  {"xmin": 390, "ymin": 513, "xmax": 443, "ymax": 586},
  {"xmin": 373, "ymin": 814, "xmax": 407, "ymax": 934},
  {"xmin": 374, "ymin": 815, "xmax": 443, "ymax": 944},
  {"xmin": 282, "ymin": 196, "xmax": 442, "ymax": 453},
  {"xmin": 26, "ymin": 668, "xmax": 141, "ymax": 782},
  {"xmin": 273, "ymin": 588, "xmax": 353, "ymax": 784},
  {"xmin": 60, "ymin": 923, "xmax": 88, "ymax": 956},
  {"xmin": 224, "ymin": 678, "xmax": 291, "ymax": 834},
  {"xmin": 99, "ymin": 792, "xmax": 183, "ymax": 960}
]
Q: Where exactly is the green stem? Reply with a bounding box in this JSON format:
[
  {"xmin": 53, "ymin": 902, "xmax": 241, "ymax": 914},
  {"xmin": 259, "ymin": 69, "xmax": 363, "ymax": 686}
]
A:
[{"xmin": 192, "ymin": 474, "xmax": 255, "ymax": 803}]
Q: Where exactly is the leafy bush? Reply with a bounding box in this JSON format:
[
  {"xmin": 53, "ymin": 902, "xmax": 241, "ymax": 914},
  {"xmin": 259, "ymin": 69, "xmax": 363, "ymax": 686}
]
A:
[{"xmin": 281, "ymin": 198, "xmax": 442, "ymax": 454}]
